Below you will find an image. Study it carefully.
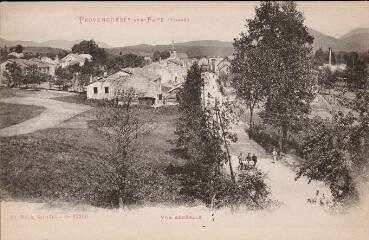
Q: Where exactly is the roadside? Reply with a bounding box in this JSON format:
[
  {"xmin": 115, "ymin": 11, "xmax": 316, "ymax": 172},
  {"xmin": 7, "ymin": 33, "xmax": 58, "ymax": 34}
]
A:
[
  {"xmin": 0, "ymin": 89, "xmax": 92, "ymax": 137},
  {"xmin": 0, "ymin": 102, "xmax": 45, "ymax": 129},
  {"xmin": 225, "ymin": 122, "xmax": 332, "ymax": 209}
]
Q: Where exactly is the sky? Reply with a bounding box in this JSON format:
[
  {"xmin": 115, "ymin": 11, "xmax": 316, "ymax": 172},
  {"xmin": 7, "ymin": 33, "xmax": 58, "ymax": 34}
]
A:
[{"xmin": 1, "ymin": 1, "xmax": 368, "ymax": 47}]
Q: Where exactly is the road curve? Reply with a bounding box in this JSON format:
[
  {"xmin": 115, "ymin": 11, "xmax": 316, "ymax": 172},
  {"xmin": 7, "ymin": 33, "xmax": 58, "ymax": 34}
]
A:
[{"xmin": 0, "ymin": 97, "xmax": 92, "ymax": 137}]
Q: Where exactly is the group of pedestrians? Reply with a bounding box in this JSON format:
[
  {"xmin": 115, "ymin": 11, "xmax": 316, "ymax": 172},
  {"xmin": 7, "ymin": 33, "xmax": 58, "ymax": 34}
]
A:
[
  {"xmin": 238, "ymin": 152, "xmax": 257, "ymax": 170},
  {"xmin": 238, "ymin": 147, "xmax": 279, "ymax": 170}
]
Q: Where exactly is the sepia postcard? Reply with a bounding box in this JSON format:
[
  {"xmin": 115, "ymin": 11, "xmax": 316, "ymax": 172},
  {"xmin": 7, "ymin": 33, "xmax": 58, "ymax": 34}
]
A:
[{"xmin": 0, "ymin": 1, "xmax": 369, "ymax": 240}]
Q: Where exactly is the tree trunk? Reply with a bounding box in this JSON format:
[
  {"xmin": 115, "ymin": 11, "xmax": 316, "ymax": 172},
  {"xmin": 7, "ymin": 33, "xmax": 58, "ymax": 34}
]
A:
[
  {"xmin": 249, "ymin": 106, "xmax": 254, "ymax": 128},
  {"xmin": 282, "ymin": 124, "xmax": 288, "ymax": 152},
  {"xmin": 217, "ymin": 110, "xmax": 236, "ymax": 185},
  {"xmin": 278, "ymin": 127, "xmax": 283, "ymax": 153}
]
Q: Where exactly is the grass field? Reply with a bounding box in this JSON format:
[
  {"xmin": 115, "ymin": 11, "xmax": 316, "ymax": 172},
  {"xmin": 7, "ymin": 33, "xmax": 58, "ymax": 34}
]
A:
[
  {"xmin": 0, "ymin": 103, "xmax": 45, "ymax": 129},
  {"xmin": 0, "ymin": 104, "xmax": 185, "ymax": 206},
  {"xmin": 0, "ymin": 87, "xmax": 32, "ymax": 99},
  {"xmin": 51, "ymin": 94, "xmax": 89, "ymax": 105}
]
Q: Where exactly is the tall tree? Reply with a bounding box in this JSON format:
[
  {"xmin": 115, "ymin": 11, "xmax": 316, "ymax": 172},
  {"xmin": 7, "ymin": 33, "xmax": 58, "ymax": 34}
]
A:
[
  {"xmin": 232, "ymin": 46, "xmax": 269, "ymax": 127},
  {"xmin": 234, "ymin": 1, "xmax": 316, "ymax": 151},
  {"xmin": 344, "ymin": 52, "xmax": 368, "ymax": 88},
  {"xmin": 24, "ymin": 64, "xmax": 39, "ymax": 87},
  {"xmin": 0, "ymin": 47, "xmax": 10, "ymax": 62},
  {"xmin": 175, "ymin": 63, "xmax": 270, "ymax": 208},
  {"xmin": 15, "ymin": 45, "xmax": 23, "ymax": 53},
  {"xmin": 297, "ymin": 86, "xmax": 369, "ymax": 204},
  {"xmin": 152, "ymin": 50, "xmax": 171, "ymax": 62},
  {"xmin": 107, "ymin": 54, "xmax": 145, "ymax": 72},
  {"xmin": 3, "ymin": 62, "xmax": 23, "ymax": 87},
  {"xmin": 314, "ymin": 48, "xmax": 325, "ymax": 65},
  {"xmin": 72, "ymin": 40, "xmax": 108, "ymax": 64},
  {"xmin": 96, "ymin": 89, "xmax": 149, "ymax": 207},
  {"xmin": 175, "ymin": 62, "xmax": 204, "ymax": 152},
  {"xmin": 175, "ymin": 63, "xmax": 232, "ymax": 205}
]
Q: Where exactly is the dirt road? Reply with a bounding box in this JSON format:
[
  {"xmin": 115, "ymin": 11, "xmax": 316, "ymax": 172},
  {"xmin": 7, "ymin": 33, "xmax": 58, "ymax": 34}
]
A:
[
  {"xmin": 0, "ymin": 96, "xmax": 91, "ymax": 137},
  {"xmin": 226, "ymin": 123, "xmax": 331, "ymax": 209}
]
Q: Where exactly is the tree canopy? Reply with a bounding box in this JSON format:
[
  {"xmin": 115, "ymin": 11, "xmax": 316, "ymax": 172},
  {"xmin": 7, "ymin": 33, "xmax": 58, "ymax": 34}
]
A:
[
  {"xmin": 233, "ymin": 1, "xmax": 315, "ymax": 151},
  {"xmin": 107, "ymin": 54, "xmax": 146, "ymax": 72},
  {"xmin": 72, "ymin": 40, "xmax": 108, "ymax": 64},
  {"xmin": 152, "ymin": 50, "xmax": 170, "ymax": 62}
]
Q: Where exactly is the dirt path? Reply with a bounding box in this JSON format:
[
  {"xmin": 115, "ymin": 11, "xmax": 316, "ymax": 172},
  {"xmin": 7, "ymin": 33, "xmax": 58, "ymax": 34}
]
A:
[
  {"xmin": 0, "ymin": 97, "xmax": 91, "ymax": 137},
  {"xmin": 224, "ymin": 122, "xmax": 332, "ymax": 209}
]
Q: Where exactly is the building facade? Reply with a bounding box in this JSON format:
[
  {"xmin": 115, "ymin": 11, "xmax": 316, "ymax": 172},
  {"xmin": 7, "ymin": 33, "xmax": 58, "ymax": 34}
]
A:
[{"xmin": 86, "ymin": 68, "xmax": 162, "ymax": 106}]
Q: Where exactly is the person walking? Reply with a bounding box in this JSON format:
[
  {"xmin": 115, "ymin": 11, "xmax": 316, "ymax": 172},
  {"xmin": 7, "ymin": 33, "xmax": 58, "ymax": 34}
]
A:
[
  {"xmin": 252, "ymin": 153, "xmax": 257, "ymax": 167},
  {"xmin": 246, "ymin": 153, "xmax": 252, "ymax": 167},
  {"xmin": 272, "ymin": 148, "xmax": 277, "ymax": 163},
  {"xmin": 238, "ymin": 152, "xmax": 244, "ymax": 170}
]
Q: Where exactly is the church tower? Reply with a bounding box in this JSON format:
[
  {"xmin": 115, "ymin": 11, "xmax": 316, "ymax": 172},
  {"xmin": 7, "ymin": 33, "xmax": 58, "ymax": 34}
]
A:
[{"xmin": 170, "ymin": 40, "xmax": 177, "ymax": 59}]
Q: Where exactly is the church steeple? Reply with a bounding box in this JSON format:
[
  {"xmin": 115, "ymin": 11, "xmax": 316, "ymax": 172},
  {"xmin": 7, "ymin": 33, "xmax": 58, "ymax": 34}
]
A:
[{"xmin": 170, "ymin": 39, "xmax": 177, "ymax": 59}]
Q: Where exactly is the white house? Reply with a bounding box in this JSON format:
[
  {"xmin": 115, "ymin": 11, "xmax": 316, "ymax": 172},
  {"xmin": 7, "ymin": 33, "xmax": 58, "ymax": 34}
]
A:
[
  {"xmin": 86, "ymin": 67, "xmax": 162, "ymax": 106},
  {"xmin": 60, "ymin": 53, "xmax": 92, "ymax": 68},
  {"xmin": 8, "ymin": 52, "xmax": 24, "ymax": 58}
]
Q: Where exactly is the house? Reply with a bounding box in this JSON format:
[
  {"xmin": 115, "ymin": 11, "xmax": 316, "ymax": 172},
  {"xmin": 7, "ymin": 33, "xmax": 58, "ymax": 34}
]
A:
[
  {"xmin": 217, "ymin": 57, "xmax": 232, "ymax": 75},
  {"xmin": 0, "ymin": 58, "xmax": 55, "ymax": 77},
  {"xmin": 28, "ymin": 58, "xmax": 57, "ymax": 76},
  {"xmin": 86, "ymin": 68, "xmax": 162, "ymax": 106},
  {"xmin": 0, "ymin": 58, "xmax": 56, "ymax": 86},
  {"xmin": 144, "ymin": 63, "xmax": 173, "ymax": 86},
  {"xmin": 8, "ymin": 52, "xmax": 24, "ymax": 58},
  {"xmin": 40, "ymin": 55, "xmax": 59, "ymax": 65},
  {"xmin": 144, "ymin": 62, "xmax": 186, "ymax": 86},
  {"xmin": 144, "ymin": 42, "xmax": 188, "ymax": 87},
  {"xmin": 319, "ymin": 63, "xmax": 347, "ymax": 72},
  {"xmin": 144, "ymin": 56, "xmax": 152, "ymax": 64},
  {"xmin": 60, "ymin": 53, "xmax": 92, "ymax": 68},
  {"xmin": 165, "ymin": 83, "xmax": 183, "ymax": 103},
  {"xmin": 168, "ymin": 41, "xmax": 188, "ymax": 61}
]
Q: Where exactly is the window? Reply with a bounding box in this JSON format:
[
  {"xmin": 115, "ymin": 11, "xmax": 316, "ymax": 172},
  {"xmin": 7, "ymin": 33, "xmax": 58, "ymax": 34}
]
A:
[
  {"xmin": 93, "ymin": 87, "xmax": 98, "ymax": 94},
  {"xmin": 158, "ymin": 94, "xmax": 162, "ymax": 100},
  {"xmin": 105, "ymin": 87, "xmax": 109, "ymax": 94}
]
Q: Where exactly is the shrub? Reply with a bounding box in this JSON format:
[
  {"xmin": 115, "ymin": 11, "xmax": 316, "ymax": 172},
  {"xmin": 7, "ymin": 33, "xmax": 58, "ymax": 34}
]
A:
[
  {"xmin": 212, "ymin": 168, "xmax": 271, "ymax": 209},
  {"xmin": 247, "ymin": 124, "xmax": 278, "ymax": 153}
]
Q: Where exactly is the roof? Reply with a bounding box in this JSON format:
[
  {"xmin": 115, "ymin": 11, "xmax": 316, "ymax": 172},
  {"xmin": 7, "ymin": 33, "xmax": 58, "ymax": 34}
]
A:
[
  {"xmin": 161, "ymin": 85, "xmax": 172, "ymax": 93},
  {"xmin": 167, "ymin": 83, "xmax": 183, "ymax": 93},
  {"xmin": 143, "ymin": 62, "xmax": 168, "ymax": 71},
  {"xmin": 61, "ymin": 53, "xmax": 92, "ymax": 63},
  {"xmin": 7, "ymin": 59, "xmax": 50, "ymax": 68},
  {"xmin": 217, "ymin": 57, "xmax": 232, "ymax": 67},
  {"xmin": 167, "ymin": 58, "xmax": 183, "ymax": 66},
  {"xmin": 79, "ymin": 54, "xmax": 92, "ymax": 60},
  {"xmin": 104, "ymin": 72, "xmax": 159, "ymax": 98},
  {"xmin": 122, "ymin": 67, "xmax": 160, "ymax": 82},
  {"xmin": 8, "ymin": 52, "xmax": 24, "ymax": 58},
  {"xmin": 90, "ymin": 68, "xmax": 160, "ymax": 99}
]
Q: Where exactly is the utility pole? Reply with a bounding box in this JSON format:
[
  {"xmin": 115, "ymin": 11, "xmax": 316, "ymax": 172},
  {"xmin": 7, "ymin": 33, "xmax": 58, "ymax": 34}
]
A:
[{"xmin": 215, "ymin": 105, "xmax": 236, "ymax": 185}]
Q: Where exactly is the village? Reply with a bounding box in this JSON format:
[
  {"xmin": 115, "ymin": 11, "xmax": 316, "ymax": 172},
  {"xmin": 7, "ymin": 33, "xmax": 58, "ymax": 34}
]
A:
[
  {"xmin": 0, "ymin": 42, "xmax": 236, "ymax": 108},
  {"xmin": 0, "ymin": 1, "xmax": 368, "ymax": 240}
]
